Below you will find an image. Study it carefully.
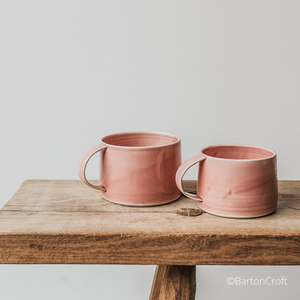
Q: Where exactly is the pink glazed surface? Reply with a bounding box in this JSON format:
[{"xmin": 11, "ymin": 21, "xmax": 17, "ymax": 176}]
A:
[
  {"xmin": 176, "ymin": 145, "xmax": 278, "ymax": 218},
  {"xmin": 79, "ymin": 132, "xmax": 182, "ymax": 206}
]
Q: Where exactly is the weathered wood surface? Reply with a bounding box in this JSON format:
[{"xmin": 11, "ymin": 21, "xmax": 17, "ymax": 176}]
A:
[
  {"xmin": 149, "ymin": 265, "xmax": 167, "ymax": 300},
  {"xmin": 0, "ymin": 180, "xmax": 300, "ymax": 265},
  {"xmin": 149, "ymin": 265, "xmax": 196, "ymax": 300}
]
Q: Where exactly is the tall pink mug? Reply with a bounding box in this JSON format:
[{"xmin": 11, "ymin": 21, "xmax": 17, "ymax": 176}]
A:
[
  {"xmin": 78, "ymin": 132, "xmax": 182, "ymax": 206},
  {"xmin": 175, "ymin": 145, "xmax": 278, "ymax": 218}
]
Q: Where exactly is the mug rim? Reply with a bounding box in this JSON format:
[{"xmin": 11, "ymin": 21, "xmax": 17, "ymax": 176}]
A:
[
  {"xmin": 200, "ymin": 144, "xmax": 276, "ymax": 161},
  {"xmin": 101, "ymin": 131, "xmax": 181, "ymax": 149}
]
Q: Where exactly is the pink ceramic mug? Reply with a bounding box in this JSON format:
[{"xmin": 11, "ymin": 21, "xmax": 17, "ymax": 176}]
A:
[
  {"xmin": 175, "ymin": 145, "xmax": 278, "ymax": 218},
  {"xmin": 78, "ymin": 132, "xmax": 182, "ymax": 206}
]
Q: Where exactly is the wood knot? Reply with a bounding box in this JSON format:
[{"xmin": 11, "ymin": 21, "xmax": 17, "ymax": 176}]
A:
[
  {"xmin": 176, "ymin": 208, "xmax": 202, "ymax": 217},
  {"xmin": 29, "ymin": 244, "xmax": 44, "ymax": 250}
]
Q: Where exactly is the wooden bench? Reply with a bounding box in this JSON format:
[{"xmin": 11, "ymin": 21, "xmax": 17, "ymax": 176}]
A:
[{"xmin": 0, "ymin": 180, "xmax": 299, "ymax": 299}]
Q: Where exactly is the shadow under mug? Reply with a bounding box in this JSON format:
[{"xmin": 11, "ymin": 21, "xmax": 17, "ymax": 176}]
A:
[
  {"xmin": 78, "ymin": 132, "xmax": 182, "ymax": 206},
  {"xmin": 175, "ymin": 144, "xmax": 278, "ymax": 218}
]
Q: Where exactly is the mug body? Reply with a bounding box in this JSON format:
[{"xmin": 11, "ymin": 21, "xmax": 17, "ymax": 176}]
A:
[
  {"xmin": 197, "ymin": 145, "xmax": 278, "ymax": 218},
  {"xmin": 99, "ymin": 132, "xmax": 181, "ymax": 206}
]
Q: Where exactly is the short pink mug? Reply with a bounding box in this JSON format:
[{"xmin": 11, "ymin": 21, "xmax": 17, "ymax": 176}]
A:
[
  {"xmin": 78, "ymin": 132, "xmax": 182, "ymax": 206},
  {"xmin": 175, "ymin": 145, "xmax": 278, "ymax": 218}
]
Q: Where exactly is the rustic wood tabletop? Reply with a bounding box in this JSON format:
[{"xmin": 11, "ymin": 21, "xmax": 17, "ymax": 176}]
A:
[{"xmin": 0, "ymin": 180, "xmax": 299, "ymax": 265}]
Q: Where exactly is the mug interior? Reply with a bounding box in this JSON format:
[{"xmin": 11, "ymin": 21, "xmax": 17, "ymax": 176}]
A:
[
  {"xmin": 202, "ymin": 145, "xmax": 275, "ymax": 160},
  {"xmin": 102, "ymin": 132, "xmax": 179, "ymax": 148}
]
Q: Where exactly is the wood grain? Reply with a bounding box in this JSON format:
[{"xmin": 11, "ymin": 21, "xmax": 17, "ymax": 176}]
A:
[
  {"xmin": 155, "ymin": 266, "xmax": 196, "ymax": 300},
  {"xmin": 0, "ymin": 180, "xmax": 300, "ymax": 265},
  {"xmin": 149, "ymin": 265, "xmax": 167, "ymax": 300}
]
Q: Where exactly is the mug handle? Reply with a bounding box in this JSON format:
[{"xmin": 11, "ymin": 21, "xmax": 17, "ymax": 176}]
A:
[
  {"xmin": 175, "ymin": 153, "xmax": 206, "ymax": 201},
  {"xmin": 78, "ymin": 143, "xmax": 107, "ymax": 191}
]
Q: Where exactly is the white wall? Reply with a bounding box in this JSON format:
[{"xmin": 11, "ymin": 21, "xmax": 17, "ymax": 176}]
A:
[{"xmin": 1, "ymin": 1, "xmax": 300, "ymax": 299}]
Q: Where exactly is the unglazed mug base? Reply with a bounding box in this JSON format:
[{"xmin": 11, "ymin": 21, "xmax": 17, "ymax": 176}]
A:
[
  {"xmin": 197, "ymin": 202, "xmax": 276, "ymax": 219},
  {"xmin": 102, "ymin": 193, "xmax": 181, "ymax": 207}
]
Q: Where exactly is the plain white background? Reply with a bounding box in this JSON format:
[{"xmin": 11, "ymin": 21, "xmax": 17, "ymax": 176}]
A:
[{"xmin": 1, "ymin": 1, "xmax": 300, "ymax": 299}]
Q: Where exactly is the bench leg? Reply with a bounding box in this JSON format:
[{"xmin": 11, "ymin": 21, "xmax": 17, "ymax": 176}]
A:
[{"xmin": 149, "ymin": 265, "xmax": 196, "ymax": 300}]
